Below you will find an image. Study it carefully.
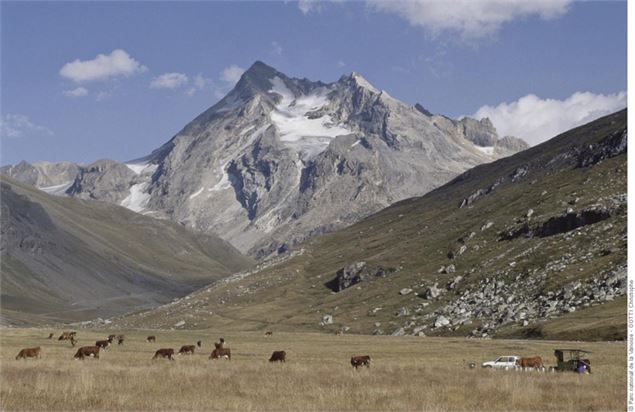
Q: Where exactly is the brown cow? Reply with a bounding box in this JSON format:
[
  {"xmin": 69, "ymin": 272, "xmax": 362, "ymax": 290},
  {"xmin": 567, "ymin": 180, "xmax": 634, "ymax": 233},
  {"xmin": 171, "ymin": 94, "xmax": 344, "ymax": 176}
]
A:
[
  {"xmin": 108, "ymin": 334, "xmax": 116, "ymax": 341},
  {"xmin": 95, "ymin": 340, "xmax": 111, "ymax": 350},
  {"xmin": 179, "ymin": 345, "xmax": 196, "ymax": 355},
  {"xmin": 210, "ymin": 348, "xmax": 231, "ymax": 360},
  {"xmin": 197, "ymin": 340, "xmax": 202, "ymax": 348},
  {"xmin": 265, "ymin": 331, "xmax": 273, "ymax": 337},
  {"xmin": 74, "ymin": 346, "xmax": 100, "ymax": 360},
  {"xmin": 58, "ymin": 331, "xmax": 75, "ymax": 341},
  {"xmin": 153, "ymin": 348, "xmax": 175, "ymax": 360},
  {"xmin": 47, "ymin": 333, "xmax": 54, "ymax": 339},
  {"xmin": 70, "ymin": 337, "xmax": 77, "ymax": 347},
  {"xmin": 16, "ymin": 347, "xmax": 41, "ymax": 360},
  {"xmin": 269, "ymin": 351, "xmax": 286, "ymax": 362},
  {"xmin": 146, "ymin": 336, "xmax": 156, "ymax": 343},
  {"xmin": 117, "ymin": 337, "xmax": 125, "ymax": 345},
  {"xmin": 351, "ymin": 355, "xmax": 371, "ymax": 369},
  {"xmin": 516, "ymin": 356, "xmax": 544, "ymax": 370}
]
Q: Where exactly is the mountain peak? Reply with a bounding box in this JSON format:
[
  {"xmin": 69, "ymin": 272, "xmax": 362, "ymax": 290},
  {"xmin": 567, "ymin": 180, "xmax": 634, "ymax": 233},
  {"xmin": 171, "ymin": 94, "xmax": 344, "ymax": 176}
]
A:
[{"xmin": 346, "ymin": 71, "xmax": 379, "ymax": 93}]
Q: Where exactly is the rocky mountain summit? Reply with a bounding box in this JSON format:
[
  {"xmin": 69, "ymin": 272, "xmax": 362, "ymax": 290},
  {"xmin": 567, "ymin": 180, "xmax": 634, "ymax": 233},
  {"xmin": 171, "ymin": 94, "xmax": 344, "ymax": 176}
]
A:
[
  {"xmin": 108, "ymin": 110, "xmax": 626, "ymax": 341},
  {"xmin": 1, "ymin": 61, "xmax": 527, "ymax": 258}
]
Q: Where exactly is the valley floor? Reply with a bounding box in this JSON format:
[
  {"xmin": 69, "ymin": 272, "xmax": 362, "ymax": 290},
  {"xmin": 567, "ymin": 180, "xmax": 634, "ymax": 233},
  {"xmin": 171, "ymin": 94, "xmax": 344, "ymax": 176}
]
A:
[{"xmin": 0, "ymin": 328, "xmax": 626, "ymax": 411}]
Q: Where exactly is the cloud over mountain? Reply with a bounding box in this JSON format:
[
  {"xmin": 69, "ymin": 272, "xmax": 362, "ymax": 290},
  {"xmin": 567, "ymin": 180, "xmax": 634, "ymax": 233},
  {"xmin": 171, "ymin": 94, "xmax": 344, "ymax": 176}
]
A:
[{"xmin": 60, "ymin": 49, "xmax": 147, "ymax": 83}]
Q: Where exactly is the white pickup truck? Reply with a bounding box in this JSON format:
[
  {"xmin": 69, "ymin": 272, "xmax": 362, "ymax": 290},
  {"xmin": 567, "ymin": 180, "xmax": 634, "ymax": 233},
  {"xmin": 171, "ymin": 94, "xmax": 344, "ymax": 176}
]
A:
[{"xmin": 481, "ymin": 356, "xmax": 519, "ymax": 369}]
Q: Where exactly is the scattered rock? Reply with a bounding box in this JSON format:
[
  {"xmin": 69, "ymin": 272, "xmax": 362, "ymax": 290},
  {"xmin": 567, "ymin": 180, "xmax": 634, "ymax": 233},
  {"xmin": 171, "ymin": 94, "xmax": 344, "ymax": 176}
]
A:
[{"xmin": 400, "ymin": 288, "xmax": 413, "ymax": 295}]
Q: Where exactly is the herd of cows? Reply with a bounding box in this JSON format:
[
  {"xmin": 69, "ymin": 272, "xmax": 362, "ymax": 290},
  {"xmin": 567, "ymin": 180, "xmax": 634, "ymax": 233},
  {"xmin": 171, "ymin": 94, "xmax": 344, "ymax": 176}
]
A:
[{"xmin": 13, "ymin": 331, "xmax": 372, "ymax": 369}]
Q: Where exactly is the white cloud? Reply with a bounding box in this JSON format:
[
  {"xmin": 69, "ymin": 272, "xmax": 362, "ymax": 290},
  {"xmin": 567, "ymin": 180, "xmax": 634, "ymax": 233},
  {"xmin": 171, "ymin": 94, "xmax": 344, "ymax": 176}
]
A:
[
  {"xmin": 186, "ymin": 73, "xmax": 214, "ymax": 96},
  {"xmin": 219, "ymin": 65, "xmax": 245, "ymax": 85},
  {"xmin": 0, "ymin": 114, "xmax": 53, "ymax": 139},
  {"xmin": 150, "ymin": 72, "xmax": 189, "ymax": 89},
  {"xmin": 271, "ymin": 41, "xmax": 283, "ymax": 56},
  {"xmin": 63, "ymin": 87, "xmax": 89, "ymax": 98},
  {"xmin": 298, "ymin": 0, "xmax": 320, "ymax": 14},
  {"xmin": 59, "ymin": 49, "xmax": 147, "ymax": 83},
  {"xmin": 367, "ymin": 0, "xmax": 572, "ymax": 40},
  {"xmin": 471, "ymin": 91, "xmax": 627, "ymax": 146}
]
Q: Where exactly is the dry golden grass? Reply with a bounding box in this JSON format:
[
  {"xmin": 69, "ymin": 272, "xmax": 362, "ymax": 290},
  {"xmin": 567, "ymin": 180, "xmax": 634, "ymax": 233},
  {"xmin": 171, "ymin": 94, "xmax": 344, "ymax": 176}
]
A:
[{"xmin": 0, "ymin": 328, "xmax": 626, "ymax": 411}]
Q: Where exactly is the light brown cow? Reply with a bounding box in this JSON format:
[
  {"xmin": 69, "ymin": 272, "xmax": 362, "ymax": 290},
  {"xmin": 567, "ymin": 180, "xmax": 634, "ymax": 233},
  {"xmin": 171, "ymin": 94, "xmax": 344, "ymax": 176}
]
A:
[
  {"xmin": 179, "ymin": 345, "xmax": 196, "ymax": 355},
  {"xmin": 16, "ymin": 347, "xmax": 41, "ymax": 360},
  {"xmin": 146, "ymin": 336, "xmax": 156, "ymax": 343},
  {"xmin": 74, "ymin": 346, "xmax": 100, "ymax": 360},
  {"xmin": 269, "ymin": 351, "xmax": 286, "ymax": 362},
  {"xmin": 516, "ymin": 356, "xmax": 544, "ymax": 370},
  {"xmin": 58, "ymin": 331, "xmax": 76, "ymax": 341},
  {"xmin": 153, "ymin": 348, "xmax": 175, "ymax": 360},
  {"xmin": 210, "ymin": 348, "xmax": 231, "ymax": 360},
  {"xmin": 351, "ymin": 355, "xmax": 371, "ymax": 369}
]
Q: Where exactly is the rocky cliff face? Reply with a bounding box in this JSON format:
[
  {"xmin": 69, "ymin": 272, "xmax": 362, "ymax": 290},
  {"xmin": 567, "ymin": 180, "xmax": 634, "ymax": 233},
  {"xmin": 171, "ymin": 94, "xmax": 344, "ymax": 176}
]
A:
[{"xmin": 1, "ymin": 61, "xmax": 527, "ymax": 257}]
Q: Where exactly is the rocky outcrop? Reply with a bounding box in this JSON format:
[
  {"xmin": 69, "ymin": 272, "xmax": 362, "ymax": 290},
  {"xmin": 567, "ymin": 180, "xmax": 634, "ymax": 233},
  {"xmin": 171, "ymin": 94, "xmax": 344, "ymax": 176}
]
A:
[
  {"xmin": 578, "ymin": 129, "xmax": 627, "ymax": 167},
  {"xmin": 327, "ymin": 262, "xmax": 397, "ymax": 292}
]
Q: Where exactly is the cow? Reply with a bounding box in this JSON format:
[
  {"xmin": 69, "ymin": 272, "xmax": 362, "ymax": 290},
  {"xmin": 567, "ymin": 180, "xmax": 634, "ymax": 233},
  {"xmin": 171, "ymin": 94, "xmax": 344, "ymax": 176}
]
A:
[
  {"xmin": 117, "ymin": 336, "xmax": 125, "ymax": 345},
  {"xmin": 74, "ymin": 346, "xmax": 100, "ymax": 360},
  {"xmin": 146, "ymin": 336, "xmax": 156, "ymax": 343},
  {"xmin": 351, "ymin": 355, "xmax": 371, "ymax": 369},
  {"xmin": 47, "ymin": 333, "xmax": 54, "ymax": 339},
  {"xmin": 197, "ymin": 340, "xmax": 202, "ymax": 348},
  {"xmin": 70, "ymin": 337, "xmax": 77, "ymax": 347},
  {"xmin": 265, "ymin": 331, "xmax": 273, "ymax": 337},
  {"xmin": 16, "ymin": 347, "xmax": 41, "ymax": 360},
  {"xmin": 95, "ymin": 340, "xmax": 111, "ymax": 350},
  {"xmin": 179, "ymin": 345, "xmax": 196, "ymax": 355},
  {"xmin": 210, "ymin": 348, "xmax": 231, "ymax": 360},
  {"xmin": 58, "ymin": 332, "xmax": 75, "ymax": 341},
  {"xmin": 153, "ymin": 348, "xmax": 175, "ymax": 360},
  {"xmin": 516, "ymin": 356, "xmax": 545, "ymax": 370},
  {"xmin": 108, "ymin": 334, "xmax": 116, "ymax": 341},
  {"xmin": 269, "ymin": 351, "xmax": 286, "ymax": 362}
]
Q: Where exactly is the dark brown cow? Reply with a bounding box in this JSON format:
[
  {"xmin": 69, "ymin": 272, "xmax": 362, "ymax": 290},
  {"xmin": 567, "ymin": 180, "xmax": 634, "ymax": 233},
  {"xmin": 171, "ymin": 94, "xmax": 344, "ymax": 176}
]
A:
[
  {"xmin": 179, "ymin": 345, "xmax": 196, "ymax": 355},
  {"xmin": 146, "ymin": 336, "xmax": 156, "ymax": 343},
  {"xmin": 516, "ymin": 356, "xmax": 544, "ymax": 370},
  {"xmin": 47, "ymin": 333, "xmax": 54, "ymax": 339},
  {"xmin": 117, "ymin": 337, "xmax": 125, "ymax": 345},
  {"xmin": 153, "ymin": 348, "xmax": 175, "ymax": 360},
  {"xmin": 108, "ymin": 334, "xmax": 116, "ymax": 341},
  {"xmin": 269, "ymin": 351, "xmax": 286, "ymax": 362},
  {"xmin": 351, "ymin": 355, "xmax": 371, "ymax": 369},
  {"xmin": 74, "ymin": 346, "xmax": 100, "ymax": 360},
  {"xmin": 197, "ymin": 340, "xmax": 202, "ymax": 348},
  {"xmin": 265, "ymin": 331, "xmax": 273, "ymax": 337},
  {"xmin": 210, "ymin": 348, "xmax": 231, "ymax": 360},
  {"xmin": 95, "ymin": 340, "xmax": 111, "ymax": 350},
  {"xmin": 16, "ymin": 347, "xmax": 41, "ymax": 360}
]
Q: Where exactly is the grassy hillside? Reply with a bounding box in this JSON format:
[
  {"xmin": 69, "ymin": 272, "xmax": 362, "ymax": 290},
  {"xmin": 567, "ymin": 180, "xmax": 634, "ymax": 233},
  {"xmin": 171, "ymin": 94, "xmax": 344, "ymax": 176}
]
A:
[
  {"xmin": 0, "ymin": 177, "xmax": 254, "ymax": 325},
  {"xmin": 112, "ymin": 110, "xmax": 626, "ymax": 341},
  {"xmin": 0, "ymin": 328, "xmax": 626, "ymax": 410}
]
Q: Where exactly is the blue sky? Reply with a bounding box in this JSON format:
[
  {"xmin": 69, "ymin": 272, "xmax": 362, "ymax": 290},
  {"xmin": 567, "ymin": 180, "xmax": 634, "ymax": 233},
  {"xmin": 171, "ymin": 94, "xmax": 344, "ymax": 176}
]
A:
[{"xmin": 0, "ymin": 1, "xmax": 627, "ymax": 166}]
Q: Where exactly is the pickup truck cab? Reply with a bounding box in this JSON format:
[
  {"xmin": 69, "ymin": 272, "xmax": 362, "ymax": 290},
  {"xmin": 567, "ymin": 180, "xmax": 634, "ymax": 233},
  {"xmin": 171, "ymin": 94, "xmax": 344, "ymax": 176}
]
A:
[{"xmin": 482, "ymin": 355, "xmax": 519, "ymax": 369}]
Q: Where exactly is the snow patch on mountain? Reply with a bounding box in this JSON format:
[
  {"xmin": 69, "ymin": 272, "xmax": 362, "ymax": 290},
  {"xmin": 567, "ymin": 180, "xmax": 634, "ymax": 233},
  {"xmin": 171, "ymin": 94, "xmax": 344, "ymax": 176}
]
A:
[
  {"xmin": 121, "ymin": 182, "xmax": 151, "ymax": 212},
  {"xmin": 125, "ymin": 162, "xmax": 158, "ymax": 175},
  {"xmin": 475, "ymin": 146, "xmax": 495, "ymax": 155},
  {"xmin": 269, "ymin": 76, "xmax": 351, "ymax": 160},
  {"xmin": 38, "ymin": 181, "xmax": 73, "ymax": 196},
  {"xmin": 189, "ymin": 187, "xmax": 205, "ymax": 200}
]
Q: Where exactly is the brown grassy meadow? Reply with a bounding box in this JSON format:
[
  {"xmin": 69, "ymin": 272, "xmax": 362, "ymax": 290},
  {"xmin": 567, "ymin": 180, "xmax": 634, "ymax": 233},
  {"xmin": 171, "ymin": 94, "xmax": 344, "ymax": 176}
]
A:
[{"xmin": 0, "ymin": 328, "xmax": 626, "ymax": 411}]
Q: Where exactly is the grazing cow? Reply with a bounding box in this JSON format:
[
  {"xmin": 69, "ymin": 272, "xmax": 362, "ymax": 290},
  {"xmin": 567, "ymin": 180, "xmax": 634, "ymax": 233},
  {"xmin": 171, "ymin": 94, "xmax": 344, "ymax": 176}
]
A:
[
  {"xmin": 179, "ymin": 345, "xmax": 196, "ymax": 355},
  {"xmin": 58, "ymin": 332, "xmax": 75, "ymax": 341},
  {"xmin": 16, "ymin": 347, "xmax": 41, "ymax": 360},
  {"xmin": 74, "ymin": 346, "xmax": 100, "ymax": 360},
  {"xmin": 95, "ymin": 340, "xmax": 111, "ymax": 350},
  {"xmin": 146, "ymin": 336, "xmax": 156, "ymax": 343},
  {"xmin": 351, "ymin": 355, "xmax": 371, "ymax": 369},
  {"xmin": 153, "ymin": 348, "xmax": 175, "ymax": 360},
  {"xmin": 117, "ymin": 337, "xmax": 125, "ymax": 345},
  {"xmin": 269, "ymin": 351, "xmax": 286, "ymax": 362},
  {"xmin": 265, "ymin": 331, "xmax": 273, "ymax": 337},
  {"xmin": 108, "ymin": 334, "xmax": 116, "ymax": 341},
  {"xmin": 197, "ymin": 340, "xmax": 202, "ymax": 348},
  {"xmin": 47, "ymin": 333, "xmax": 54, "ymax": 339},
  {"xmin": 210, "ymin": 348, "xmax": 231, "ymax": 360},
  {"xmin": 70, "ymin": 337, "xmax": 77, "ymax": 347},
  {"xmin": 516, "ymin": 356, "xmax": 544, "ymax": 370}
]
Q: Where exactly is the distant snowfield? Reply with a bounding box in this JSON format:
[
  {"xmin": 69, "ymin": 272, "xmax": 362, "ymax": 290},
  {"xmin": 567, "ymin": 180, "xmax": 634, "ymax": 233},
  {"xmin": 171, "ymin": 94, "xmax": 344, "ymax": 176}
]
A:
[
  {"xmin": 121, "ymin": 182, "xmax": 151, "ymax": 212},
  {"xmin": 269, "ymin": 76, "xmax": 351, "ymax": 160},
  {"xmin": 125, "ymin": 162, "xmax": 158, "ymax": 175},
  {"xmin": 38, "ymin": 181, "xmax": 73, "ymax": 196},
  {"xmin": 475, "ymin": 145, "xmax": 495, "ymax": 155}
]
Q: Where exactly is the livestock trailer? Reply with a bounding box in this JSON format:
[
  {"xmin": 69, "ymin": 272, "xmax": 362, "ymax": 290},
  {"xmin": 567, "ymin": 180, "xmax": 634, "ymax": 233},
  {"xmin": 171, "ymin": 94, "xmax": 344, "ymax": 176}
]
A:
[{"xmin": 554, "ymin": 349, "xmax": 591, "ymax": 373}]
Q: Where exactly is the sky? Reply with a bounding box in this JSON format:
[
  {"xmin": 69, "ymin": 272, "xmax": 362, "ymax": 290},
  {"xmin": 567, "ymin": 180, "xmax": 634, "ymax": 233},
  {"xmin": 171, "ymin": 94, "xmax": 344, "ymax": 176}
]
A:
[{"xmin": 0, "ymin": 0, "xmax": 627, "ymax": 166}]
